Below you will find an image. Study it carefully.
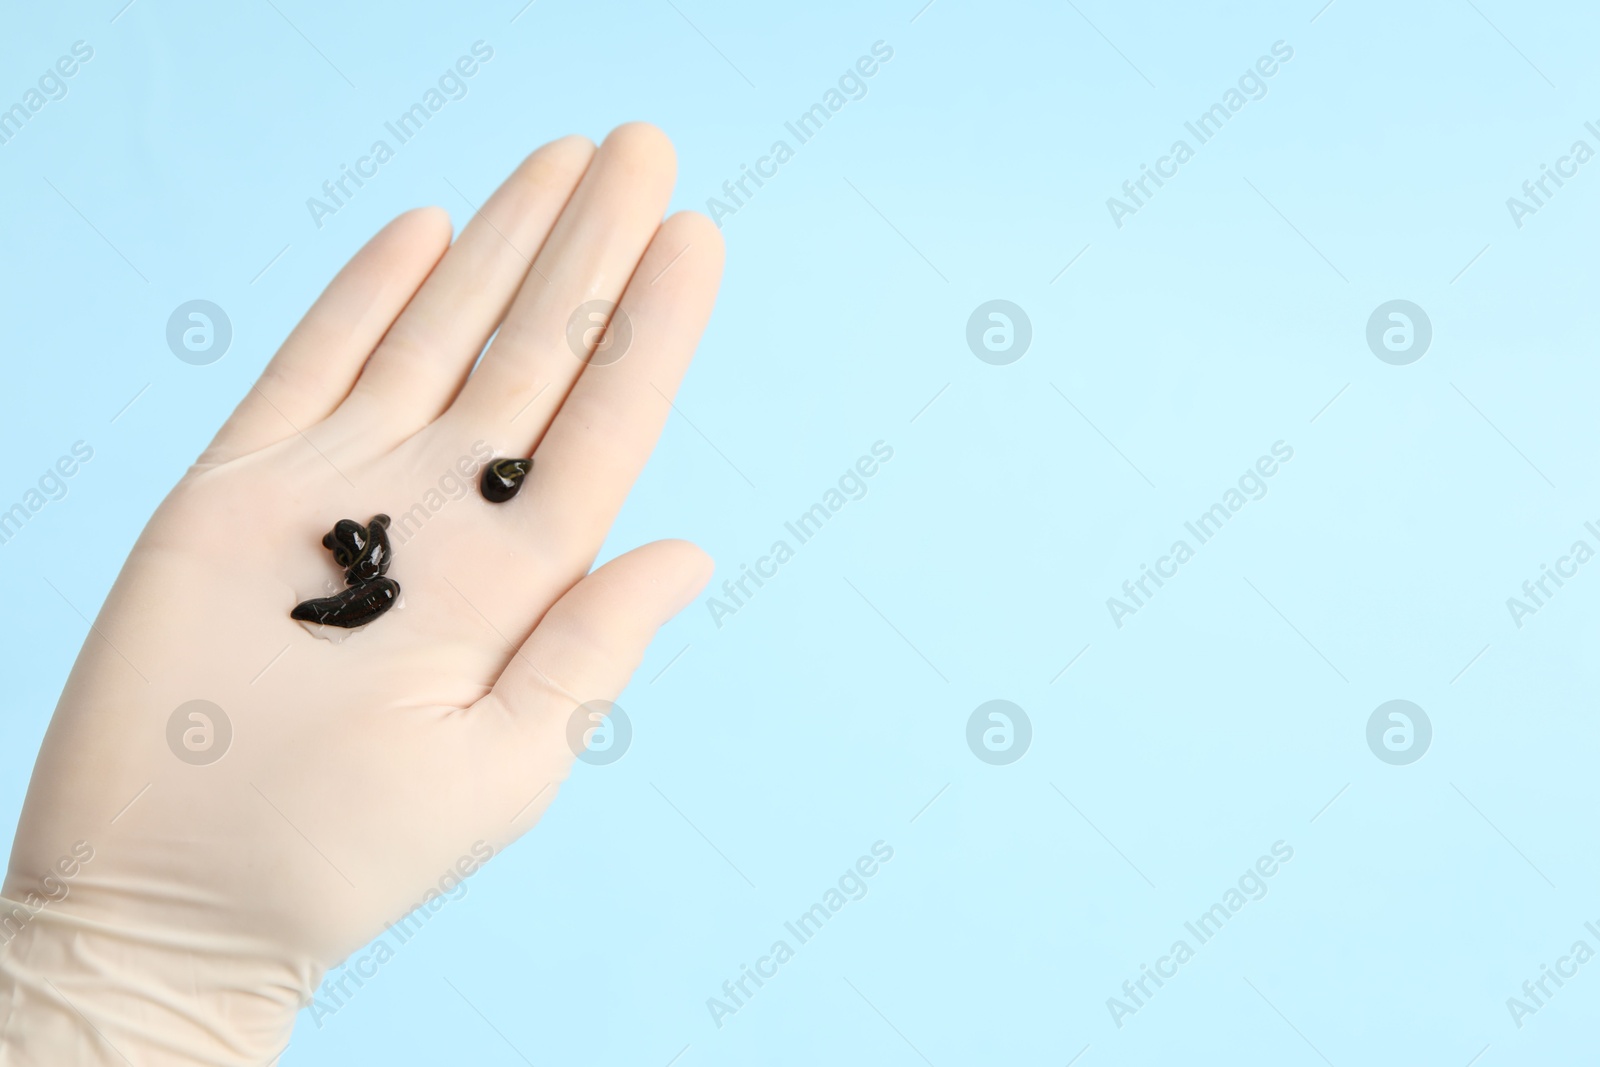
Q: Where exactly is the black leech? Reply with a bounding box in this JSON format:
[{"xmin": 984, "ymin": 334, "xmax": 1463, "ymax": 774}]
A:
[
  {"xmin": 290, "ymin": 577, "xmax": 400, "ymax": 628},
  {"xmin": 292, "ymin": 514, "xmax": 400, "ymax": 629},
  {"xmin": 481, "ymin": 458, "xmax": 532, "ymax": 503}
]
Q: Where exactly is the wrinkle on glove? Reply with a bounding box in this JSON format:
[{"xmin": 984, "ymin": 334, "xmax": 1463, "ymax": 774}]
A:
[{"xmin": 0, "ymin": 898, "xmax": 317, "ymax": 1066}]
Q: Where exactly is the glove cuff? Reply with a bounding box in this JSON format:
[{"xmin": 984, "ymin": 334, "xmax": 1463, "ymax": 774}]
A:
[{"xmin": 0, "ymin": 895, "xmax": 319, "ymax": 1066}]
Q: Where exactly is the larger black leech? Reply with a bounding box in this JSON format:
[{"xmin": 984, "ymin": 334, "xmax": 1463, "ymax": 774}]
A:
[
  {"xmin": 291, "ymin": 514, "xmax": 400, "ymax": 628},
  {"xmin": 481, "ymin": 457, "xmax": 532, "ymax": 503}
]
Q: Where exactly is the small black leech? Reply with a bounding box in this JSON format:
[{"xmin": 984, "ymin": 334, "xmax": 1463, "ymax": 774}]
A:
[
  {"xmin": 481, "ymin": 458, "xmax": 532, "ymax": 503},
  {"xmin": 290, "ymin": 578, "xmax": 400, "ymax": 628},
  {"xmin": 291, "ymin": 514, "xmax": 401, "ymax": 628}
]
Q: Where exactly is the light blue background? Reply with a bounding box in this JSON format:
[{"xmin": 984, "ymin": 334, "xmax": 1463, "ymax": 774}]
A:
[{"xmin": 2, "ymin": 0, "xmax": 1598, "ymax": 1063}]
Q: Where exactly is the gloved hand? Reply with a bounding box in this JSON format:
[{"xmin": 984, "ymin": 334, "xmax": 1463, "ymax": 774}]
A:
[{"xmin": 0, "ymin": 123, "xmax": 722, "ymax": 1065}]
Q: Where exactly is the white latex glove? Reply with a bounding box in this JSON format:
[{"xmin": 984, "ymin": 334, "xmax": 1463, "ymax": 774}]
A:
[{"xmin": 0, "ymin": 123, "xmax": 722, "ymax": 1065}]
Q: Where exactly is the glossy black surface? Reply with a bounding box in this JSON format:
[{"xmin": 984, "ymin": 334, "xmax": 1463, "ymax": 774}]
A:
[
  {"xmin": 290, "ymin": 577, "xmax": 400, "ymax": 628},
  {"xmin": 292, "ymin": 514, "xmax": 400, "ymax": 629},
  {"xmin": 481, "ymin": 458, "xmax": 532, "ymax": 503}
]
